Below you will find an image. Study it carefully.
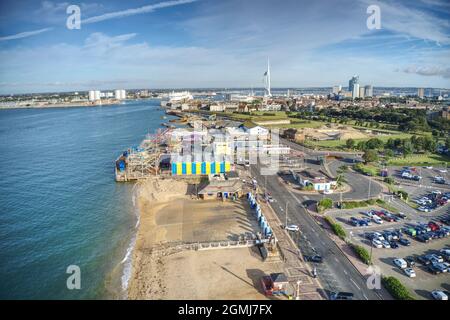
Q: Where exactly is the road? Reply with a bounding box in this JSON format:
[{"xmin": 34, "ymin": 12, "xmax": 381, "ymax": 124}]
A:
[{"xmin": 250, "ymin": 164, "xmax": 383, "ymax": 300}]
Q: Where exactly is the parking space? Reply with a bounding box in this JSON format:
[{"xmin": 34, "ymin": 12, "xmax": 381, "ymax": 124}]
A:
[
  {"xmin": 370, "ymin": 240, "xmax": 450, "ymax": 300},
  {"xmin": 327, "ymin": 206, "xmax": 450, "ymax": 299},
  {"xmin": 390, "ymin": 166, "xmax": 449, "ymax": 189}
]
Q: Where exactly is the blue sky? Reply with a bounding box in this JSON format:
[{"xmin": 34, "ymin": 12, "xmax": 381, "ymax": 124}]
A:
[{"xmin": 0, "ymin": 0, "xmax": 449, "ymax": 94}]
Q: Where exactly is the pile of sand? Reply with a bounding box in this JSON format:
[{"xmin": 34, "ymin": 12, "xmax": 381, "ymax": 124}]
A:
[{"xmin": 137, "ymin": 177, "xmax": 189, "ymax": 203}]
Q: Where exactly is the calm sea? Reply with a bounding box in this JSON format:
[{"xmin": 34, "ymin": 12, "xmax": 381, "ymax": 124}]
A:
[{"xmin": 0, "ymin": 99, "xmax": 167, "ymax": 299}]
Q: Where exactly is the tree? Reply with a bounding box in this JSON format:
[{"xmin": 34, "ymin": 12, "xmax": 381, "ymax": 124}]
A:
[
  {"xmin": 384, "ymin": 149, "xmax": 395, "ymax": 159},
  {"xmin": 346, "ymin": 138, "xmax": 355, "ymax": 149},
  {"xmin": 363, "ymin": 149, "xmax": 379, "ymax": 163},
  {"xmin": 402, "ymin": 141, "xmax": 414, "ymax": 158}
]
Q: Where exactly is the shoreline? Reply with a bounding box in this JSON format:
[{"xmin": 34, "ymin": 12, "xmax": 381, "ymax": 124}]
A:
[
  {"xmin": 126, "ymin": 178, "xmax": 191, "ymax": 299},
  {"xmin": 0, "ymin": 98, "xmax": 158, "ymax": 111}
]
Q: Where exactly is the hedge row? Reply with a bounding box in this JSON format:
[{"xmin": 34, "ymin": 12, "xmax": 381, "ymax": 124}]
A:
[
  {"xmin": 382, "ymin": 276, "xmax": 415, "ymax": 300},
  {"xmin": 340, "ymin": 199, "xmax": 376, "ymax": 209},
  {"xmin": 349, "ymin": 243, "xmax": 371, "ymax": 265},
  {"xmin": 324, "ymin": 216, "xmax": 346, "ymax": 240},
  {"xmin": 317, "ymin": 198, "xmax": 333, "ymax": 212}
]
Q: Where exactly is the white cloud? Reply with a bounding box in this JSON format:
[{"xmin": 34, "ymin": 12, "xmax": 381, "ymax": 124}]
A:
[
  {"xmin": 83, "ymin": 0, "xmax": 198, "ymax": 24},
  {"xmin": 402, "ymin": 65, "xmax": 450, "ymax": 78},
  {"xmin": 0, "ymin": 27, "xmax": 53, "ymax": 41}
]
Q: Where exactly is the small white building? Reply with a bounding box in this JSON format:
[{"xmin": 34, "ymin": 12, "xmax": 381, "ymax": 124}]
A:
[{"xmin": 291, "ymin": 169, "xmax": 336, "ymax": 191}]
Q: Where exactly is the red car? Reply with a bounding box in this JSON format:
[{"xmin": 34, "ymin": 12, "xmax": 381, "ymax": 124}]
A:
[
  {"xmin": 382, "ymin": 215, "xmax": 395, "ymax": 222},
  {"xmin": 428, "ymin": 222, "xmax": 440, "ymax": 231},
  {"xmin": 374, "ymin": 211, "xmax": 385, "ymax": 217}
]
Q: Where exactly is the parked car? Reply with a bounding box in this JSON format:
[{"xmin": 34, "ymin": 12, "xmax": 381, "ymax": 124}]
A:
[
  {"xmin": 364, "ymin": 211, "xmax": 374, "ymax": 218},
  {"xmin": 399, "ymin": 238, "xmax": 411, "ymax": 246},
  {"xmin": 373, "ymin": 216, "xmax": 383, "ymax": 224},
  {"xmin": 428, "ymin": 222, "xmax": 440, "ymax": 231},
  {"xmin": 428, "ymin": 264, "xmax": 442, "ymax": 275},
  {"xmin": 417, "ymin": 234, "xmax": 431, "ymax": 243},
  {"xmin": 390, "ymin": 241, "xmax": 399, "ymax": 249},
  {"xmin": 430, "ymin": 254, "xmax": 444, "ymax": 263},
  {"xmin": 431, "ymin": 290, "xmax": 448, "ymax": 300},
  {"xmin": 350, "ymin": 217, "xmax": 359, "ymax": 226},
  {"xmin": 418, "ymin": 206, "xmax": 430, "ymax": 212},
  {"xmin": 396, "ymin": 212, "xmax": 407, "ymax": 220},
  {"xmin": 372, "ymin": 232, "xmax": 384, "ymax": 241},
  {"xmin": 405, "ymin": 257, "xmax": 416, "ymax": 268},
  {"xmin": 393, "ymin": 258, "xmax": 407, "ymax": 269},
  {"xmin": 432, "ymin": 262, "xmax": 448, "ymax": 273},
  {"xmin": 372, "ymin": 239, "xmax": 383, "ymax": 248},
  {"xmin": 403, "ymin": 268, "xmax": 416, "ymax": 278},
  {"xmin": 418, "ymin": 255, "xmax": 433, "ymax": 265},
  {"xmin": 381, "ymin": 240, "xmax": 391, "ymax": 248}
]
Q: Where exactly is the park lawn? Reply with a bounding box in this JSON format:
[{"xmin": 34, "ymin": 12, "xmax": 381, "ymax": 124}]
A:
[
  {"xmin": 387, "ymin": 153, "xmax": 450, "ymax": 166},
  {"xmin": 308, "ymin": 132, "xmax": 414, "ymax": 149},
  {"xmin": 265, "ymin": 120, "xmax": 325, "ymax": 129}
]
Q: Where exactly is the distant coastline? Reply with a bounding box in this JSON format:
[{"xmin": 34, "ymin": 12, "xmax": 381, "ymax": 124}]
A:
[{"xmin": 0, "ymin": 97, "xmax": 160, "ymax": 110}]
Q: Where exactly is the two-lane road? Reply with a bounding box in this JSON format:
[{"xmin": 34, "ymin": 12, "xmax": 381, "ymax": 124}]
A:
[{"xmin": 251, "ymin": 165, "xmax": 383, "ymax": 300}]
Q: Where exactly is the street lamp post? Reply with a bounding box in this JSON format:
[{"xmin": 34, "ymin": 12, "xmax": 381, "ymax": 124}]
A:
[
  {"xmin": 296, "ymin": 280, "xmax": 301, "ymax": 300},
  {"xmin": 285, "ymin": 202, "xmax": 288, "ymax": 227}
]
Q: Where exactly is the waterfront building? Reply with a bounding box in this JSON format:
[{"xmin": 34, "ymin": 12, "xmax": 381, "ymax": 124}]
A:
[
  {"xmin": 364, "ymin": 85, "xmax": 373, "ymax": 97},
  {"xmin": 115, "ymin": 89, "xmax": 126, "ymax": 100},
  {"xmin": 332, "ymin": 86, "xmax": 342, "ymax": 95},
  {"xmin": 359, "ymin": 87, "xmax": 365, "ymax": 98},
  {"xmin": 348, "ymin": 75, "xmax": 359, "ymax": 94},
  {"xmin": 418, "ymin": 88, "xmax": 425, "ymax": 99},
  {"xmin": 352, "ymin": 83, "xmax": 360, "ymax": 99},
  {"xmin": 88, "ymin": 90, "xmax": 101, "ymax": 101}
]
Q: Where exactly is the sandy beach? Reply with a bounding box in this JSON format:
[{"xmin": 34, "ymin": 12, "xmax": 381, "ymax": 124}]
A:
[{"xmin": 127, "ymin": 177, "xmax": 285, "ymax": 300}]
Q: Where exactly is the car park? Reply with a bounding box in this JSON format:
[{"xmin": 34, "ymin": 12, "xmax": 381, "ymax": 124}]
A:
[
  {"xmin": 403, "ymin": 268, "xmax": 416, "ymax": 278},
  {"xmin": 431, "ymin": 290, "xmax": 448, "ymax": 300},
  {"xmin": 393, "ymin": 258, "xmax": 407, "ymax": 269}
]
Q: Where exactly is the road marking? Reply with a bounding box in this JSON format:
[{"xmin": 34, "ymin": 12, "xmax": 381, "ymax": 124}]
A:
[
  {"xmin": 343, "ymin": 270, "xmax": 348, "ymax": 275},
  {"xmin": 350, "ymin": 278, "xmax": 361, "ymax": 290},
  {"xmin": 363, "ymin": 294, "xmax": 368, "ymax": 300},
  {"xmin": 334, "ymin": 257, "xmax": 339, "ymax": 263}
]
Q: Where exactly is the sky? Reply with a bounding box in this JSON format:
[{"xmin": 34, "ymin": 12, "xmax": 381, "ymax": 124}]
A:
[{"xmin": 0, "ymin": 0, "xmax": 449, "ymax": 94}]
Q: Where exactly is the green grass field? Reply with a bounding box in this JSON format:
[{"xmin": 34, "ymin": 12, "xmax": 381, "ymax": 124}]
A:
[{"xmin": 387, "ymin": 153, "xmax": 450, "ymax": 166}]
